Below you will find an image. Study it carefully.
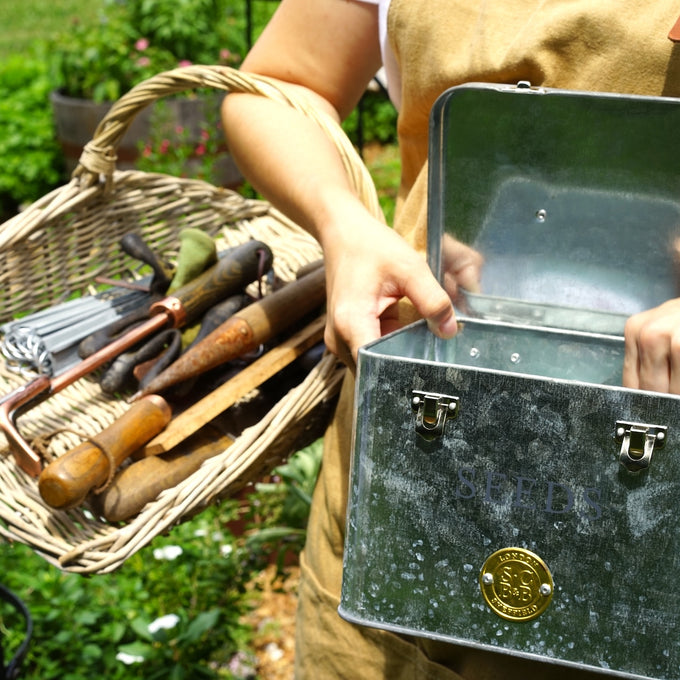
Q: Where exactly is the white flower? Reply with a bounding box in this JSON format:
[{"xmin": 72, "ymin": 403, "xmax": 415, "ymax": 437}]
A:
[
  {"xmin": 265, "ymin": 642, "xmax": 284, "ymax": 662},
  {"xmin": 153, "ymin": 545, "xmax": 183, "ymax": 560},
  {"xmin": 116, "ymin": 652, "xmax": 144, "ymax": 665},
  {"xmin": 220, "ymin": 544, "xmax": 233, "ymax": 557},
  {"xmin": 148, "ymin": 613, "xmax": 180, "ymax": 634}
]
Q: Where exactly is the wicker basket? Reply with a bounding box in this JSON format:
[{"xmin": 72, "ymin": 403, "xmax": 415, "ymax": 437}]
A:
[{"xmin": 0, "ymin": 65, "xmax": 381, "ymax": 574}]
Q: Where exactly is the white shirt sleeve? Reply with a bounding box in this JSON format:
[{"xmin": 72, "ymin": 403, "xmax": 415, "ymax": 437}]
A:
[{"xmin": 356, "ymin": 0, "xmax": 400, "ymax": 108}]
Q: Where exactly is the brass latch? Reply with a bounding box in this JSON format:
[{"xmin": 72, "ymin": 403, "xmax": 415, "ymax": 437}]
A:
[
  {"xmin": 615, "ymin": 421, "xmax": 667, "ymax": 472},
  {"xmin": 411, "ymin": 390, "xmax": 459, "ymax": 441}
]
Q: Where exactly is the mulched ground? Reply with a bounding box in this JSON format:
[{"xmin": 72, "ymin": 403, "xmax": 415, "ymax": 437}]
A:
[{"xmin": 244, "ymin": 564, "xmax": 299, "ymax": 679}]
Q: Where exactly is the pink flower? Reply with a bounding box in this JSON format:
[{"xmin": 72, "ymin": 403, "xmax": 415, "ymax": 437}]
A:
[
  {"xmin": 135, "ymin": 38, "xmax": 149, "ymax": 51},
  {"xmin": 142, "ymin": 144, "xmax": 152, "ymax": 157},
  {"xmin": 195, "ymin": 143, "xmax": 206, "ymax": 156},
  {"xmin": 178, "ymin": 60, "xmax": 192, "ymax": 68},
  {"xmin": 219, "ymin": 49, "xmax": 232, "ymax": 61},
  {"xmin": 200, "ymin": 129, "xmax": 210, "ymax": 141},
  {"xmin": 175, "ymin": 125, "xmax": 185, "ymax": 135},
  {"xmin": 159, "ymin": 139, "xmax": 170, "ymax": 154},
  {"xmin": 136, "ymin": 56, "xmax": 151, "ymax": 67}
]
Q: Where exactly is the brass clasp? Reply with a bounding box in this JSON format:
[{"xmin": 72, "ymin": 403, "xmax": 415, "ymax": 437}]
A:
[
  {"xmin": 411, "ymin": 390, "xmax": 459, "ymax": 441},
  {"xmin": 615, "ymin": 420, "xmax": 667, "ymax": 472}
]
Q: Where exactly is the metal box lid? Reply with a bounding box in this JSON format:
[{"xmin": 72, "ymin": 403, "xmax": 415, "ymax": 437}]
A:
[{"xmin": 427, "ymin": 83, "xmax": 680, "ymax": 332}]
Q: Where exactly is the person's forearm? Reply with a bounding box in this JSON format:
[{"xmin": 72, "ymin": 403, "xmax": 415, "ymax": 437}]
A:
[{"xmin": 221, "ymin": 90, "xmax": 373, "ymax": 251}]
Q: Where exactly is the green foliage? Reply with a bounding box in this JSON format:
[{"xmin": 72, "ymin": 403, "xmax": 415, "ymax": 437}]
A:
[
  {"xmin": 127, "ymin": 0, "xmax": 244, "ymax": 66},
  {"xmin": 364, "ymin": 144, "xmax": 401, "ymax": 225},
  {"xmin": 245, "ymin": 440, "xmax": 323, "ymax": 572},
  {"xmin": 0, "ymin": 0, "xmax": 102, "ymax": 60},
  {"xmin": 344, "ymin": 89, "xmax": 398, "ymax": 147},
  {"xmin": 0, "ymin": 502, "xmax": 260, "ymax": 679},
  {"xmin": 50, "ymin": 0, "xmax": 246, "ymax": 102},
  {"xmin": 0, "ymin": 53, "xmax": 64, "ymax": 218}
]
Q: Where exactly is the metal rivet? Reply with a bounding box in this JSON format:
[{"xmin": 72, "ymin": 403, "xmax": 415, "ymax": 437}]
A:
[
  {"xmin": 539, "ymin": 583, "xmax": 552, "ymax": 596},
  {"xmin": 482, "ymin": 573, "xmax": 494, "ymax": 585}
]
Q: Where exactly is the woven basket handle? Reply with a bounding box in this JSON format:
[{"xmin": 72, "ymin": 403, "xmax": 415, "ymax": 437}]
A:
[{"xmin": 73, "ymin": 64, "xmax": 382, "ymax": 220}]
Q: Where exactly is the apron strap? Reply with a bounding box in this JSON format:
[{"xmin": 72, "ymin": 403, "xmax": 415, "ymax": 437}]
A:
[{"xmin": 668, "ymin": 13, "xmax": 680, "ymax": 41}]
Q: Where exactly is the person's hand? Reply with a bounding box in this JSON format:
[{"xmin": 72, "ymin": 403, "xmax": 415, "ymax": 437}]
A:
[
  {"xmin": 623, "ymin": 298, "xmax": 680, "ymax": 393},
  {"xmin": 321, "ymin": 211, "xmax": 459, "ymax": 366},
  {"xmin": 440, "ymin": 233, "xmax": 484, "ymax": 304}
]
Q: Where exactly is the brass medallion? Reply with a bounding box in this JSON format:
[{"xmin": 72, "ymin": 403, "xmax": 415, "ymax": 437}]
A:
[{"xmin": 479, "ymin": 547, "xmax": 553, "ymax": 622}]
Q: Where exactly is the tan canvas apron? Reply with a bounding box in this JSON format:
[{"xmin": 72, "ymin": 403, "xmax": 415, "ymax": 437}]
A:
[{"xmin": 295, "ymin": 2, "xmax": 680, "ymax": 677}]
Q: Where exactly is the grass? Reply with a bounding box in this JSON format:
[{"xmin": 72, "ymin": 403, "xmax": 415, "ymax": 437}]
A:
[
  {"xmin": 0, "ymin": 0, "xmax": 103, "ymax": 58},
  {"xmin": 363, "ymin": 143, "xmax": 400, "ymax": 225}
]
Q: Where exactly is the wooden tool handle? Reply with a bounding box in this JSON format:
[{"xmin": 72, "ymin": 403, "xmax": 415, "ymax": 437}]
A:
[
  {"xmin": 38, "ymin": 395, "xmax": 172, "ymax": 510},
  {"xmin": 92, "ymin": 427, "xmax": 233, "ymax": 522},
  {"xmin": 152, "ymin": 240, "xmax": 273, "ymax": 328}
]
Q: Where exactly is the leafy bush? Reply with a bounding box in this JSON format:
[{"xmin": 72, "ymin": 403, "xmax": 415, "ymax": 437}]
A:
[
  {"xmin": 0, "ymin": 53, "xmax": 64, "ymax": 219},
  {"xmin": 343, "ymin": 89, "xmax": 398, "ymax": 147},
  {"xmin": 50, "ymin": 0, "xmax": 245, "ymax": 102},
  {"xmin": 0, "ymin": 502, "xmax": 259, "ymax": 679},
  {"xmin": 244, "ymin": 440, "xmax": 323, "ymax": 572},
  {"xmin": 0, "ymin": 445, "xmax": 329, "ymax": 679}
]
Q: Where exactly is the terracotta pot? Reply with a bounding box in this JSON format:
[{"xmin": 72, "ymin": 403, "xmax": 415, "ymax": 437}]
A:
[{"xmin": 50, "ymin": 90, "xmax": 242, "ymax": 186}]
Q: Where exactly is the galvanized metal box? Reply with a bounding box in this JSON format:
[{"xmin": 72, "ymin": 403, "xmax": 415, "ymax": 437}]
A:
[{"xmin": 340, "ymin": 83, "xmax": 680, "ymax": 678}]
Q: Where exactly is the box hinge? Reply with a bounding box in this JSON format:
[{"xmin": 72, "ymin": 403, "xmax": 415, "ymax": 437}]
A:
[
  {"xmin": 615, "ymin": 420, "xmax": 667, "ymax": 472},
  {"xmin": 411, "ymin": 390, "xmax": 459, "ymax": 441}
]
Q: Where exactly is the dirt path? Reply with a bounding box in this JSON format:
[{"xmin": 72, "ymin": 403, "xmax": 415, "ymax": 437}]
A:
[{"xmin": 245, "ymin": 564, "xmax": 299, "ymax": 679}]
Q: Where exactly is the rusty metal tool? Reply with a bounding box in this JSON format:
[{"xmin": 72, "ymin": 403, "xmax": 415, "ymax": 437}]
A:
[
  {"xmin": 140, "ymin": 313, "xmax": 326, "ymax": 456},
  {"xmin": 131, "ymin": 264, "xmax": 326, "ymax": 400},
  {"xmin": 0, "ymin": 240, "xmax": 273, "ymax": 477}
]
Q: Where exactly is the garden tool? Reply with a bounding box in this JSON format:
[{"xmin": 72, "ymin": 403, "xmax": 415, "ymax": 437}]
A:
[
  {"xmin": 131, "ymin": 264, "xmax": 326, "ymax": 401},
  {"xmin": 41, "ymin": 315, "xmax": 326, "ymax": 515},
  {"xmin": 0, "ymin": 240, "xmax": 273, "ymax": 477},
  {"xmin": 96, "ymin": 293, "xmax": 249, "ymax": 395},
  {"xmin": 90, "ymin": 425, "xmax": 234, "ymax": 521},
  {"xmin": 119, "ymin": 231, "xmax": 175, "ymax": 295},
  {"xmin": 1, "ymin": 232, "xmax": 170, "ymax": 378},
  {"xmin": 77, "ymin": 232, "xmax": 175, "ymax": 359},
  {"xmin": 1, "ymin": 288, "xmax": 150, "ymax": 377},
  {"xmin": 38, "ymin": 395, "xmax": 172, "ymax": 510},
  {"xmin": 99, "ymin": 328, "xmax": 183, "ymax": 395},
  {"xmin": 167, "ymin": 293, "xmax": 250, "ymax": 399},
  {"xmin": 141, "ymin": 313, "xmax": 327, "ymax": 457}
]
